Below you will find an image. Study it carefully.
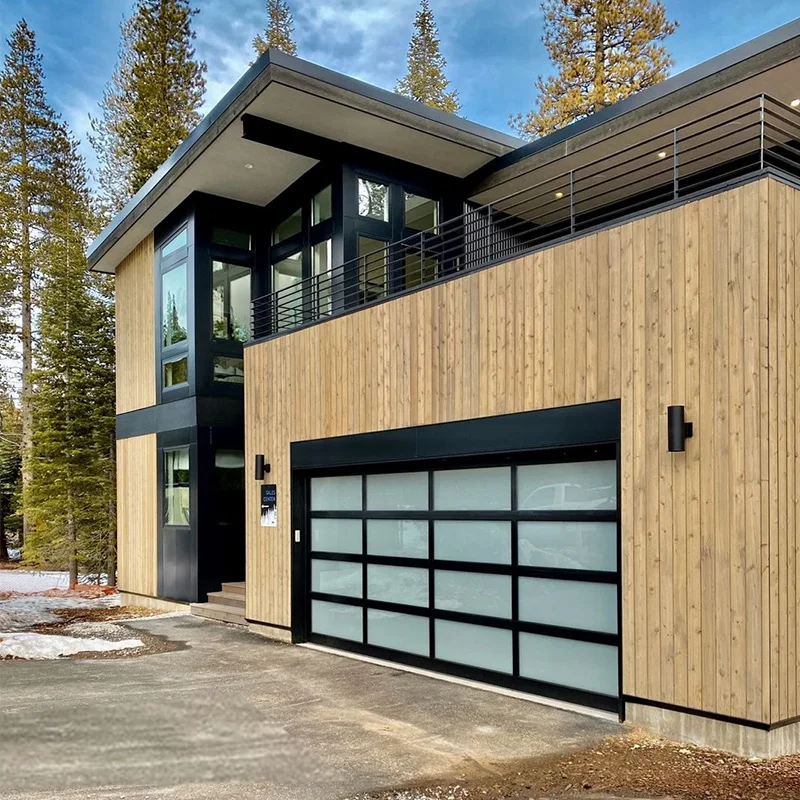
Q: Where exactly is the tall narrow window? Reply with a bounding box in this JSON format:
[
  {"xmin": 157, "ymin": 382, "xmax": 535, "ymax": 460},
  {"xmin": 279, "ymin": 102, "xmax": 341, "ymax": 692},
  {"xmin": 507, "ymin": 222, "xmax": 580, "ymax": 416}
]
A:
[
  {"xmin": 212, "ymin": 261, "xmax": 251, "ymax": 342},
  {"xmin": 358, "ymin": 179, "xmax": 389, "ymax": 221},
  {"xmin": 164, "ymin": 448, "xmax": 190, "ymax": 526},
  {"xmin": 273, "ymin": 208, "xmax": 302, "ymax": 244},
  {"xmin": 358, "ymin": 236, "xmax": 387, "ymax": 302},
  {"xmin": 404, "ymin": 192, "xmax": 438, "ymax": 231},
  {"xmin": 163, "ymin": 356, "xmax": 188, "ymax": 388},
  {"xmin": 161, "ymin": 228, "xmax": 187, "ymax": 258},
  {"xmin": 272, "ymin": 251, "xmax": 303, "ymax": 329},
  {"xmin": 312, "ymin": 185, "xmax": 332, "ymax": 225},
  {"xmin": 313, "ymin": 239, "xmax": 332, "ymax": 316},
  {"xmin": 162, "ymin": 262, "xmax": 188, "ymax": 347}
]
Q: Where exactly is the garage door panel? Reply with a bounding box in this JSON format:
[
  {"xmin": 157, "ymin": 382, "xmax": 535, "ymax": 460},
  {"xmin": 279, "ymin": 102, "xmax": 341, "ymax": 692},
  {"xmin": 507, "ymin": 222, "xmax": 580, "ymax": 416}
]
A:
[
  {"xmin": 435, "ymin": 620, "xmax": 513, "ymax": 673},
  {"xmin": 517, "ymin": 461, "xmax": 617, "ymax": 510},
  {"xmin": 434, "ymin": 570, "xmax": 512, "ymax": 618},
  {"xmin": 433, "ymin": 466, "xmax": 511, "ymax": 510},
  {"xmin": 310, "ymin": 475, "xmax": 362, "ymax": 510},
  {"xmin": 311, "ymin": 559, "xmax": 362, "ymax": 597},
  {"xmin": 366, "ymin": 471, "xmax": 428, "ymax": 510},
  {"xmin": 518, "ymin": 577, "xmax": 618, "ymax": 633},
  {"xmin": 367, "ymin": 519, "xmax": 428, "ymax": 558},
  {"xmin": 367, "ymin": 609, "xmax": 429, "ymax": 656},
  {"xmin": 434, "ymin": 520, "xmax": 512, "ymax": 563},
  {"xmin": 367, "ymin": 564, "xmax": 428, "ymax": 607},
  {"xmin": 312, "ymin": 599, "xmax": 362, "ymax": 641},
  {"xmin": 311, "ymin": 518, "xmax": 362, "ymax": 554},
  {"xmin": 518, "ymin": 520, "xmax": 617, "ymax": 571}
]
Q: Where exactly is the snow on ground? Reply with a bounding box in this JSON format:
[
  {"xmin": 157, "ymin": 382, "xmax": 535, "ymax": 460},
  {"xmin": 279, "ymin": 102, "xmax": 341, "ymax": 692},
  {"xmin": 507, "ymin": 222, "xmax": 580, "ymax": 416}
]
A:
[
  {"xmin": 0, "ymin": 631, "xmax": 143, "ymax": 659},
  {"xmin": 0, "ymin": 570, "xmax": 71, "ymax": 594},
  {"xmin": 0, "ymin": 592, "xmax": 120, "ymax": 631}
]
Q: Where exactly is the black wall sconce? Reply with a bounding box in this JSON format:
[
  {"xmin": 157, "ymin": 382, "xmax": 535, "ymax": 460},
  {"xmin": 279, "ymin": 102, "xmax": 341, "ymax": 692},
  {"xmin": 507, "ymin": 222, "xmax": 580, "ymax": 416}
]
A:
[
  {"xmin": 254, "ymin": 454, "xmax": 270, "ymax": 480},
  {"xmin": 667, "ymin": 406, "xmax": 694, "ymax": 452}
]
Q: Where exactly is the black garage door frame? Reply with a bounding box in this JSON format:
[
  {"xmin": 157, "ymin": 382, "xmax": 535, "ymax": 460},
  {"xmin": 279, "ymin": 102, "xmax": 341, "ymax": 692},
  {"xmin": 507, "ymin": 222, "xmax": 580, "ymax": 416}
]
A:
[{"xmin": 290, "ymin": 400, "xmax": 623, "ymax": 716}]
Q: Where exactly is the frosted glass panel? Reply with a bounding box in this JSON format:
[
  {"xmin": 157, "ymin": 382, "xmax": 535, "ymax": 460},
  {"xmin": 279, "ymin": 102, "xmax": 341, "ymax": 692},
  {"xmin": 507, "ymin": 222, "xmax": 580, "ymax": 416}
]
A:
[
  {"xmin": 434, "ymin": 521, "xmax": 511, "ymax": 564},
  {"xmin": 311, "ymin": 519, "xmax": 362, "ymax": 554},
  {"xmin": 368, "ymin": 610, "xmax": 429, "ymax": 656},
  {"xmin": 368, "ymin": 565, "xmax": 428, "ymax": 607},
  {"xmin": 311, "ymin": 559, "xmax": 362, "ymax": 598},
  {"xmin": 519, "ymin": 577, "xmax": 617, "ymax": 633},
  {"xmin": 517, "ymin": 461, "xmax": 616, "ymax": 510},
  {"xmin": 435, "ymin": 571, "xmax": 512, "ymax": 618},
  {"xmin": 519, "ymin": 633, "xmax": 619, "ymax": 696},
  {"xmin": 518, "ymin": 521, "xmax": 616, "ymax": 571},
  {"xmin": 310, "ymin": 475, "xmax": 362, "ymax": 510},
  {"xmin": 433, "ymin": 467, "xmax": 511, "ymax": 510},
  {"xmin": 311, "ymin": 600, "xmax": 362, "ymax": 642},
  {"xmin": 368, "ymin": 520, "xmax": 428, "ymax": 559},
  {"xmin": 366, "ymin": 472, "xmax": 428, "ymax": 511},
  {"xmin": 435, "ymin": 620, "xmax": 512, "ymax": 673}
]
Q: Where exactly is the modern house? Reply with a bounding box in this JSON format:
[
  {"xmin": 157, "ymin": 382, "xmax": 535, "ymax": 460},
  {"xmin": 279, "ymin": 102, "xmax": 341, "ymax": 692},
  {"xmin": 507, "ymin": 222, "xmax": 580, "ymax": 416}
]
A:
[{"xmin": 89, "ymin": 19, "xmax": 800, "ymax": 757}]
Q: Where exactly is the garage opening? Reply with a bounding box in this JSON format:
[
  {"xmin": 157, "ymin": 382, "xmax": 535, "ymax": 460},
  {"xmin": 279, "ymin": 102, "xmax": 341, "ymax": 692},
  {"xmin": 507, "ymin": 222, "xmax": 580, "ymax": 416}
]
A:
[{"xmin": 293, "ymin": 437, "xmax": 620, "ymax": 714}]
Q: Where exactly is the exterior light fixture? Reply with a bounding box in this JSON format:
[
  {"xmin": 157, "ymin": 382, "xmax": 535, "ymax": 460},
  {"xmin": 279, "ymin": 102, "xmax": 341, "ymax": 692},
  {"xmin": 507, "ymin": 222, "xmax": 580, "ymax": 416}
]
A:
[
  {"xmin": 791, "ymin": 99, "xmax": 800, "ymax": 108},
  {"xmin": 555, "ymin": 191, "xmax": 564, "ymax": 199},
  {"xmin": 244, "ymin": 163, "xmax": 254, "ymax": 170},
  {"xmin": 667, "ymin": 406, "xmax": 694, "ymax": 452},
  {"xmin": 254, "ymin": 454, "xmax": 270, "ymax": 480},
  {"xmin": 658, "ymin": 151, "xmax": 668, "ymax": 159}
]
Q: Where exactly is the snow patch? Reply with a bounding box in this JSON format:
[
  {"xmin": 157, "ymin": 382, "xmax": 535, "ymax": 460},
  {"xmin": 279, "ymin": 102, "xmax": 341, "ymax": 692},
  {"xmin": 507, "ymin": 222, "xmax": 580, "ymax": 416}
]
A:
[
  {"xmin": 0, "ymin": 570, "xmax": 70, "ymax": 594},
  {"xmin": 0, "ymin": 593, "xmax": 120, "ymax": 631},
  {"xmin": 0, "ymin": 631, "xmax": 143, "ymax": 659}
]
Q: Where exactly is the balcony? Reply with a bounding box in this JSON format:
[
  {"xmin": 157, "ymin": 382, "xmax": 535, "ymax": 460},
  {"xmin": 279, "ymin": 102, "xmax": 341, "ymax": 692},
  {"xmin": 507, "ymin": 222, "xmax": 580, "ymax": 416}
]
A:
[{"xmin": 251, "ymin": 95, "xmax": 800, "ymax": 342}]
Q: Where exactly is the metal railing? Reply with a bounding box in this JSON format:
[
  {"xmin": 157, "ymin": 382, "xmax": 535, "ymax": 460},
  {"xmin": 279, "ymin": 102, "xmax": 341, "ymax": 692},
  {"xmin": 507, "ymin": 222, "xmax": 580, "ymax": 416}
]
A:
[{"xmin": 252, "ymin": 94, "xmax": 800, "ymax": 340}]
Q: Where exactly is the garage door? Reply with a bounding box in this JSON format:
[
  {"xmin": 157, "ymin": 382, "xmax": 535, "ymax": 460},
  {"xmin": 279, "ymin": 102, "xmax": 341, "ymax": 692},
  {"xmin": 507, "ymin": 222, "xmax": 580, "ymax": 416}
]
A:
[{"xmin": 303, "ymin": 450, "xmax": 619, "ymax": 712}]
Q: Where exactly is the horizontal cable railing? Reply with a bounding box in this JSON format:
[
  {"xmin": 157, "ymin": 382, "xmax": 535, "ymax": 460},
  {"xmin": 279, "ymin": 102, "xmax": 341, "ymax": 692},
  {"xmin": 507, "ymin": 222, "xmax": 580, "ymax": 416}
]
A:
[{"xmin": 252, "ymin": 94, "xmax": 800, "ymax": 340}]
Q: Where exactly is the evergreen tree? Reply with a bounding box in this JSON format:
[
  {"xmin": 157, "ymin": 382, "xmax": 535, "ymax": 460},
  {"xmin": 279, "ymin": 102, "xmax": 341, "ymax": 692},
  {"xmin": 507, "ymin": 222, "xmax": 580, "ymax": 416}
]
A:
[
  {"xmin": 0, "ymin": 20, "xmax": 66, "ymax": 547},
  {"xmin": 396, "ymin": 0, "xmax": 460, "ymax": 115},
  {"xmin": 511, "ymin": 0, "xmax": 677, "ymax": 139},
  {"xmin": 90, "ymin": 0, "xmax": 207, "ymax": 213},
  {"xmin": 0, "ymin": 393, "xmax": 22, "ymax": 561},
  {"xmin": 24, "ymin": 128, "xmax": 116, "ymax": 585},
  {"xmin": 253, "ymin": 0, "xmax": 298, "ymax": 57}
]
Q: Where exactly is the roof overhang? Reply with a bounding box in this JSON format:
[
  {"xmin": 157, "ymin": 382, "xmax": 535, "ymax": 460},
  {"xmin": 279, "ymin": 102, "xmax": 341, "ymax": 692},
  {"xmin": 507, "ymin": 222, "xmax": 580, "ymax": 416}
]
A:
[
  {"xmin": 88, "ymin": 51, "xmax": 520, "ymax": 274},
  {"xmin": 468, "ymin": 17, "xmax": 800, "ymax": 204}
]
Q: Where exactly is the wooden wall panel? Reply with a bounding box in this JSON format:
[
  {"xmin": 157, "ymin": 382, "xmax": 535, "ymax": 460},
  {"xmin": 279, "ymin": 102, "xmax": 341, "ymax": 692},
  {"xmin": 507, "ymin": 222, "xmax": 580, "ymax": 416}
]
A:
[
  {"xmin": 115, "ymin": 234, "xmax": 155, "ymax": 414},
  {"xmin": 117, "ymin": 434, "xmax": 157, "ymax": 597},
  {"xmin": 244, "ymin": 177, "xmax": 798, "ymax": 725}
]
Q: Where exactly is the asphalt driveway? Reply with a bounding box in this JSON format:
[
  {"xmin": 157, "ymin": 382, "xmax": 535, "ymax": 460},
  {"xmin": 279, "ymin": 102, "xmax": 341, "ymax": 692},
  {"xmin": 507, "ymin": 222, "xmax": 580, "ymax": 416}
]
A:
[{"xmin": 1, "ymin": 614, "xmax": 620, "ymax": 799}]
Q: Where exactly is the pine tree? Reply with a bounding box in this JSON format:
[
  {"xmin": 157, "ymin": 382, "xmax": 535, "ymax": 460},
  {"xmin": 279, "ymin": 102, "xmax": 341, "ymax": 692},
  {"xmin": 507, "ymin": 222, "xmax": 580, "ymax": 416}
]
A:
[
  {"xmin": 253, "ymin": 0, "xmax": 298, "ymax": 57},
  {"xmin": 396, "ymin": 0, "xmax": 460, "ymax": 115},
  {"xmin": 0, "ymin": 20, "xmax": 66, "ymax": 548},
  {"xmin": 90, "ymin": 0, "xmax": 207, "ymax": 213},
  {"xmin": 24, "ymin": 128, "xmax": 116, "ymax": 585},
  {"xmin": 0, "ymin": 393, "xmax": 22, "ymax": 562},
  {"xmin": 511, "ymin": 0, "xmax": 677, "ymax": 139}
]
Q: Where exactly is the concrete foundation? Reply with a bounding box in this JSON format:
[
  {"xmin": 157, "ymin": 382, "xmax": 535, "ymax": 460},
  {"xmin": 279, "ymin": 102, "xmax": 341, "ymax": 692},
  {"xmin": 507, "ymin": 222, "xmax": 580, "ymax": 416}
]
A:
[
  {"xmin": 247, "ymin": 620, "xmax": 292, "ymax": 643},
  {"xmin": 627, "ymin": 702, "xmax": 800, "ymax": 759}
]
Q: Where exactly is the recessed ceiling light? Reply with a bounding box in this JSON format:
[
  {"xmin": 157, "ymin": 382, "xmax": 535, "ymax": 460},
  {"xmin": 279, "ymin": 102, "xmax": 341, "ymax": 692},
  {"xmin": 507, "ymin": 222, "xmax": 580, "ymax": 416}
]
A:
[
  {"xmin": 554, "ymin": 191, "xmax": 564, "ymax": 199},
  {"xmin": 244, "ymin": 163, "xmax": 254, "ymax": 169},
  {"xmin": 657, "ymin": 151, "xmax": 668, "ymax": 159},
  {"xmin": 791, "ymin": 99, "xmax": 800, "ymax": 108}
]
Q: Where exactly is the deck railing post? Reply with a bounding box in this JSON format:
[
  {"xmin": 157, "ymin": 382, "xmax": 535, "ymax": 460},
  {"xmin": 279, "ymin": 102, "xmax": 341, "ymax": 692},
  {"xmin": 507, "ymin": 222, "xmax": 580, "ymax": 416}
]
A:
[
  {"xmin": 760, "ymin": 94, "xmax": 765, "ymax": 171},
  {"xmin": 673, "ymin": 127, "xmax": 679, "ymax": 200},
  {"xmin": 569, "ymin": 170, "xmax": 575, "ymax": 234}
]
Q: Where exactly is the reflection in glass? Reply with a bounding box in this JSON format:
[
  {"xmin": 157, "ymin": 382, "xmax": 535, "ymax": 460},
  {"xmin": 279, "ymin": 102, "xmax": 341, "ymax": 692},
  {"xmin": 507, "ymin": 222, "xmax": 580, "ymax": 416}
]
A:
[
  {"xmin": 212, "ymin": 261, "xmax": 251, "ymax": 342},
  {"xmin": 358, "ymin": 236, "xmax": 387, "ymax": 302},
  {"xmin": 312, "ymin": 185, "xmax": 333, "ymax": 225},
  {"xmin": 367, "ymin": 520, "xmax": 428, "ymax": 559},
  {"xmin": 404, "ymin": 251, "xmax": 438, "ymax": 288},
  {"xmin": 213, "ymin": 356, "xmax": 244, "ymax": 384},
  {"xmin": 404, "ymin": 192, "xmax": 438, "ymax": 231},
  {"xmin": 214, "ymin": 449, "xmax": 244, "ymax": 526},
  {"xmin": 434, "ymin": 521, "xmax": 511, "ymax": 564},
  {"xmin": 161, "ymin": 228, "xmax": 187, "ymax": 258},
  {"xmin": 313, "ymin": 239, "xmax": 332, "ymax": 316},
  {"xmin": 433, "ymin": 466, "xmax": 511, "ymax": 510},
  {"xmin": 517, "ymin": 461, "xmax": 617, "ymax": 510},
  {"xmin": 273, "ymin": 208, "xmax": 302, "ymax": 244},
  {"xmin": 368, "ymin": 564, "xmax": 428, "ymax": 607},
  {"xmin": 358, "ymin": 178, "xmax": 389, "ymax": 221},
  {"xmin": 311, "ymin": 559, "xmax": 362, "ymax": 597},
  {"xmin": 162, "ymin": 263, "xmax": 188, "ymax": 347},
  {"xmin": 518, "ymin": 521, "xmax": 616, "ymax": 571},
  {"xmin": 272, "ymin": 251, "xmax": 303, "ymax": 329},
  {"xmin": 164, "ymin": 448, "xmax": 190, "ymax": 526},
  {"xmin": 366, "ymin": 472, "xmax": 428, "ymax": 510},
  {"xmin": 212, "ymin": 228, "xmax": 250, "ymax": 250},
  {"xmin": 434, "ymin": 570, "xmax": 512, "ymax": 618},
  {"xmin": 163, "ymin": 356, "xmax": 188, "ymax": 388}
]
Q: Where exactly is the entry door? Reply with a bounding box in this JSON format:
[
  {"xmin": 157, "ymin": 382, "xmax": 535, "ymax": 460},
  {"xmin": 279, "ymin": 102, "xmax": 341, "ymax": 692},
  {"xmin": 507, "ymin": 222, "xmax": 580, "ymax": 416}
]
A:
[{"xmin": 302, "ymin": 450, "xmax": 620, "ymax": 712}]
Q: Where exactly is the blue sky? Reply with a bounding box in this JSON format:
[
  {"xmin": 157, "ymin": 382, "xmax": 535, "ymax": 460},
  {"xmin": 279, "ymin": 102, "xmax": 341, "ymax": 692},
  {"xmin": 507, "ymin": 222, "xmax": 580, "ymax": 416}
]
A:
[{"xmin": 0, "ymin": 0, "xmax": 799, "ymax": 170}]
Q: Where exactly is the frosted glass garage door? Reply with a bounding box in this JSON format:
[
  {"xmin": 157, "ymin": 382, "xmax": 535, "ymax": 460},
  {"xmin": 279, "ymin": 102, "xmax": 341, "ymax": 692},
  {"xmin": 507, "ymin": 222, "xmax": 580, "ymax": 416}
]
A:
[{"xmin": 305, "ymin": 454, "xmax": 619, "ymax": 711}]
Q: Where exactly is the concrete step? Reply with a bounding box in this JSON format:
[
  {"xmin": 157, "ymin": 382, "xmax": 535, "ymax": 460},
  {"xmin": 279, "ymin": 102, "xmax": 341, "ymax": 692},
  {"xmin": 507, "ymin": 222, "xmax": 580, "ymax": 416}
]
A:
[
  {"xmin": 221, "ymin": 581, "xmax": 246, "ymax": 597},
  {"xmin": 206, "ymin": 590, "xmax": 245, "ymax": 610},
  {"xmin": 190, "ymin": 601, "xmax": 247, "ymax": 626}
]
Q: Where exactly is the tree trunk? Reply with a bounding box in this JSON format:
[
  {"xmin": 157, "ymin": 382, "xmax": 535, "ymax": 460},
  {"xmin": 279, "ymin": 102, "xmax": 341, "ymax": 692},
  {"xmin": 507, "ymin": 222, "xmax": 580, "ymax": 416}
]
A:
[
  {"xmin": 20, "ymin": 156, "xmax": 32, "ymax": 551},
  {"xmin": 0, "ymin": 498, "xmax": 9, "ymax": 561},
  {"xmin": 67, "ymin": 494, "xmax": 78, "ymax": 588},
  {"xmin": 107, "ymin": 456, "xmax": 117, "ymax": 587}
]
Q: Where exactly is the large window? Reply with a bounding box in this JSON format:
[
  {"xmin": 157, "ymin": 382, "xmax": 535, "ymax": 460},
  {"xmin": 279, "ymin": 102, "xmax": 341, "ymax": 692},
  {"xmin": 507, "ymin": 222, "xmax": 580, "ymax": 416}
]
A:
[
  {"xmin": 164, "ymin": 448, "xmax": 190, "ymax": 526},
  {"xmin": 358, "ymin": 179, "xmax": 389, "ymax": 221},
  {"xmin": 162, "ymin": 262, "xmax": 188, "ymax": 348},
  {"xmin": 212, "ymin": 261, "xmax": 251, "ymax": 342},
  {"xmin": 273, "ymin": 251, "xmax": 303, "ymax": 328},
  {"xmin": 358, "ymin": 236, "xmax": 387, "ymax": 302},
  {"xmin": 404, "ymin": 192, "xmax": 438, "ymax": 232}
]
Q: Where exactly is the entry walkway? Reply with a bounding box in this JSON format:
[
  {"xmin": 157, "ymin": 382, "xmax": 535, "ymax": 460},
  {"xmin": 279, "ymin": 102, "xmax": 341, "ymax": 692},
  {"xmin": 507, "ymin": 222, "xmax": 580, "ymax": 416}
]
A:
[{"xmin": 1, "ymin": 614, "xmax": 619, "ymax": 799}]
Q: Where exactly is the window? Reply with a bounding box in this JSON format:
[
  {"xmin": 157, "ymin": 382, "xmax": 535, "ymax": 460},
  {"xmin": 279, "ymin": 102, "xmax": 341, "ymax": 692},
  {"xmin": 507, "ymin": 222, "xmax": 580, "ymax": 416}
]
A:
[
  {"xmin": 214, "ymin": 449, "xmax": 244, "ymax": 491},
  {"xmin": 163, "ymin": 356, "xmax": 188, "ymax": 388},
  {"xmin": 161, "ymin": 228, "xmax": 187, "ymax": 258},
  {"xmin": 164, "ymin": 448, "xmax": 190, "ymax": 526},
  {"xmin": 358, "ymin": 236, "xmax": 387, "ymax": 301},
  {"xmin": 212, "ymin": 261, "xmax": 251, "ymax": 342},
  {"xmin": 213, "ymin": 355, "xmax": 244, "ymax": 384},
  {"xmin": 273, "ymin": 251, "xmax": 303, "ymax": 329},
  {"xmin": 313, "ymin": 239, "xmax": 332, "ymax": 316},
  {"xmin": 273, "ymin": 208, "xmax": 302, "ymax": 244},
  {"xmin": 404, "ymin": 252, "xmax": 438, "ymax": 288},
  {"xmin": 212, "ymin": 227, "xmax": 251, "ymax": 250},
  {"xmin": 312, "ymin": 185, "xmax": 332, "ymax": 225},
  {"xmin": 162, "ymin": 263, "xmax": 188, "ymax": 347},
  {"xmin": 358, "ymin": 179, "xmax": 389, "ymax": 221},
  {"xmin": 404, "ymin": 192, "xmax": 438, "ymax": 231}
]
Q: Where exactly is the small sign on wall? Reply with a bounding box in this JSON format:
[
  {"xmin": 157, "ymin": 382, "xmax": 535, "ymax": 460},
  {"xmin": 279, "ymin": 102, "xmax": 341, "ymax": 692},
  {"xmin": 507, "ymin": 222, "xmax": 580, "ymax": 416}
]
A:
[{"xmin": 260, "ymin": 484, "xmax": 277, "ymax": 527}]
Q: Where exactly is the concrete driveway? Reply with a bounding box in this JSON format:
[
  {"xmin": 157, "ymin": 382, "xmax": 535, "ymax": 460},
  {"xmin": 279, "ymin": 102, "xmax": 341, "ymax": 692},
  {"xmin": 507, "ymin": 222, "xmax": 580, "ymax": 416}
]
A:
[{"xmin": 1, "ymin": 614, "xmax": 620, "ymax": 799}]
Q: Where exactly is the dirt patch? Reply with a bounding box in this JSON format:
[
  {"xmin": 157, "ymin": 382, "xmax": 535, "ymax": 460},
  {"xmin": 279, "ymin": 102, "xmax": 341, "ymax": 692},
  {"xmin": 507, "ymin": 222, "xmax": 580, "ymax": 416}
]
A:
[
  {"xmin": 45, "ymin": 604, "xmax": 164, "ymax": 624},
  {"xmin": 349, "ymin": 729, "xmax": 800, "ymax": 800}
]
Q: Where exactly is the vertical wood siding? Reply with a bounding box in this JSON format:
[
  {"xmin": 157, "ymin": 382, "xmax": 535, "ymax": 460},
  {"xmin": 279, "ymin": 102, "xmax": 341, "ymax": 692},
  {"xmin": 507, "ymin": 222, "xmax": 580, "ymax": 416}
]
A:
[
  {"xmin": 117, "ymin": 434, "xmax": 158, "ymax": 597},
  {"xmin": 243, "ymin": 177, "xmax": 795, "ymax": 724},
  {"xmin": 115, "ymin": 234, "xmax": 155, "ymax": 414}
]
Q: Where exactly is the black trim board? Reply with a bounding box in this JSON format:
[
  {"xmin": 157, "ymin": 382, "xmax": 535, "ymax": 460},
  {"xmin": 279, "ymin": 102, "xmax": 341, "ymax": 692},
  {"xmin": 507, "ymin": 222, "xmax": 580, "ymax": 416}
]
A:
[
  {"xmin": 291, "ymin": 400, "xmax": 621, "ymax": 470},
  {"xmin": 116, "ymin": 396, "xmax": 244, "ymax": 439},
  {"xmin": 624, "ymin": 695, "xmax": 800, "ymax": 733}
]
